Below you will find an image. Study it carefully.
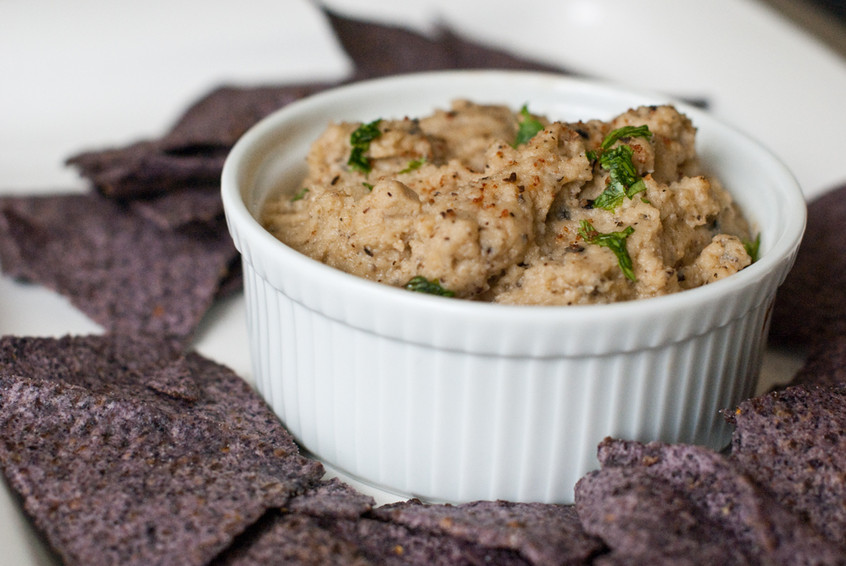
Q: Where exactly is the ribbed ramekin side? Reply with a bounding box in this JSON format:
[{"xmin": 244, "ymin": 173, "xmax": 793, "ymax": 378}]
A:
[{"xmin": 241, "ymin": 260, "xmax": 772, "ymax": 503}]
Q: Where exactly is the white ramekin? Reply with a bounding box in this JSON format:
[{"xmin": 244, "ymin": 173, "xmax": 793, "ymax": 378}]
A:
[{"xmin": 221, "ymin": 71, "xmax": 805, "ymax": 504}]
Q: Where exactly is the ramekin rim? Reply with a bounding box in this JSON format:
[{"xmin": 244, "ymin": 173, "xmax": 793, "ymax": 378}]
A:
[{"xmin": 221, "ymin": 70, "xmax": 806, "ymax": 333}]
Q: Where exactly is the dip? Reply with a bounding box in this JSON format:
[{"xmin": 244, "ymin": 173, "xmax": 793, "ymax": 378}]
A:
[{"xmin": 261, "ymin": 101, "xmax": 753, "ymax": 304}]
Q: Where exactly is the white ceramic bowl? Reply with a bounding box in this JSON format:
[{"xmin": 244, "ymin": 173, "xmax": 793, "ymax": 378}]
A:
[{"xmin": 221, "ymin": 70, "xmax": 805, "ymax": 504}]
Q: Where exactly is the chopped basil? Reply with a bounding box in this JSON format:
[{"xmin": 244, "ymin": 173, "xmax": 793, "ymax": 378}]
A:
[
  {"xmin": 512, "ymin": 104, "xmax": 544, "ymax": 147},
  {"xmin": 592, "ymin": 145, "xmax": 647, "ymax": 210},
  {"xmin": 348, "ymin": 119, "xmax": 382, "ymax": 174},
  {"xmin": 599, "ymin": 124, "xmax": 652, "ymax": 150},
  {"xmin": 590, "ymin": 125, "xmax": 652, "ymax": 211},
  {"xmin": 744, "ymin": 233, "xmax": 761, "ymax": 262},
  {"xmin": 404, "ymin": 276, "xmax": 455, "ymax": 297},
  {"xmin": 290, "ymin": 187, "xmax": 309, "ymax": 202},
  {"xmin": 362, "ymin": 182, "xmax": 374, "ymax": 191},
  {"xmin": 578, "ymin": 220, "xmax": 637, "ymax": 282},
  {"xmin": 399, "ymin": 156, "xmax": 426, "ymax": 174}
]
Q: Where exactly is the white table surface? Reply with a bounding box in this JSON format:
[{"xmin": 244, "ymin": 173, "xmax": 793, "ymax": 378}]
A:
[{"xmin": 1, "ymin": 1, "xmax": 844, "ymax": 563}]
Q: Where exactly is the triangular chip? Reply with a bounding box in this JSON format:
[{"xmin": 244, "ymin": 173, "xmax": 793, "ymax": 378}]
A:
[
  {"xmin": 0, "ymin": 193, "xmax": 237, "ymax": 347},
  {"xmin": 0, "ymin": 334, "xmax": 324, "ymax": 566}
]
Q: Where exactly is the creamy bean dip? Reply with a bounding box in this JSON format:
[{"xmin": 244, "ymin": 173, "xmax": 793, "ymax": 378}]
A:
[{"xmin": 261, "ymin": 101, "xmax": 754, "ymax": 304}]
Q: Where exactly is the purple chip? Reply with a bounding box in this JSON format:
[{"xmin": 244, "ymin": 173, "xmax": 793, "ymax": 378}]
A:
[
  {"xmin": 213, "ymin": 513, "xmax": 371, "ymax": 566},
  {"xmin": 217, "ymin": 512, "xmax": 530, "ymax": 566},
  {"xmin": 130, "ymin": 183, "xmax": 225, "ymax": 231},
  {"xmin": 786, "ymin": 335, "xmax": 846, "ymax": 389},
  {"xmin": 215, "ymin": 479, "xmax": 375, "ymax": 565},
  {"xmin": 728, "ymin": 383, "xmax": 846, "ymax": 548},
  {"xmin": 66, "ymin": 140, "xmax": 228, "ymax": 200},
  {"xmin": 769, "ymin": 183, "xmax": 846, "ymax": 348},
  {"xmin": 161, "ymin": 83, "xmax": 329, "ymax": 151},
  {"xmin": 575, "ymin": 466, "xmax": 747, "ymax": 565},
  {"xmin": 324, "ymin": 516, "xmax": 530, "ymax": 566},
  {"xmin": 371, "ymin": 499, "xmax": 602, "ymax": 565},
  {"xmin": 0, "ymin": 192, "xmax": 237, "ymax": 347},
  {"xmin": 324, "ymin": 8, "xmax": 565, "ymax": 82},
  {"xmin": 0, "ymin": 334, "xmax": 324, "ymax": 566},
  {"xmin": 284, "ymin": 478, "xmax": 376, "ymax": 521},
  {"xmin": 66, "ymin": 83, "xmax": 326, "ymax": 206},
  {"xmin": 586, "ymin": 438, "xmax": 844, "ymax": 564}
]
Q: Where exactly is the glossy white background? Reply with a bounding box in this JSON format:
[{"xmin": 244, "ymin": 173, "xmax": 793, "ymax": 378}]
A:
[{"xmin": 1, "ymin": 1, "xmax": 844, "ymax": 563}]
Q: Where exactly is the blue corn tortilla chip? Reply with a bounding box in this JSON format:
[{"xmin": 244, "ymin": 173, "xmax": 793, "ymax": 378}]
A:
[
  {"xmin": 216, "ymin": 512, "xmax": 530, "ymax": 566},
  {"xmin": 785, "ymin": 334, "xmax": 846, "ymax": 389},
  {"xmin": 585, "ymin": 438, "xmax": 845, "ymax": 564},
  {"xmin": 66, "ymin": 84, "xmax": 326, "ymax": 205},
  {"xmin": 217, "ymin": 486, "xmax": 536, "ymax": 566},
  {"xmin": 575, "ymin": 466, "xmax": 748, "ymax": 565},
  {"xmin": 321, "ymin": 516, "xmax": 530, "ymax": 566},
  {"xmin": 130, "ymin": 183, "xmax": 226, "ymax": 231},
  {"xmin": 161, "ymin": 83, "xmax": 329, "ymax": 152},
  {"xmin": 215, "ymin": 479, "xmax": 375, "ymax": 565},
  {"xmin": 769, "ymin": 183, "xmax": 846, "ymax": 348},
  {"xmin": 324, "ymin": 8, "xmax": 566, "ymax": 81},
  {"xmin": 283, "ymin": 477, "xmax": 376, "ymax": 520},
  {"xmin": 212, "ymin": 513, "xmax": 372, "ymax": 566},
  {"xmin": 371, "ymin": 499, "xmax": 602, "ymax": 566},
  {"xmin": 0, "ymin": 192, "xmax": 237, "ymax": 347},
  {"xmin": 66, "ymin": 140, "xmax": 228, "ymax": 200},
  {"xmin": 727, "ymin": 383, "xmax": 846, "ymax": 548},
  {"xmin": 0, "ymin": 334, "xmax": 324, "ymax": 566}
]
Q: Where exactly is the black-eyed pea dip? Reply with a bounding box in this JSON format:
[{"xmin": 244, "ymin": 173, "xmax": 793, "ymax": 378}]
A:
[{"xmin": 261, "ymin": 100, "xmax": 754, "ymax": 304}]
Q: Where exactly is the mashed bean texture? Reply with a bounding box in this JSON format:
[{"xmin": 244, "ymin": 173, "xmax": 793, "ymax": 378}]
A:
[{"xmin": 262, "ymin": 101, "xmax": 752, "ymax": 304}]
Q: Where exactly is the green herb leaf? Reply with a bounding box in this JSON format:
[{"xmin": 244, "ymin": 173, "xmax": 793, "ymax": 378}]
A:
[
  {"xmin": 290, "ymin": 187, "xmax": 309, "ymax": 202},
  {"xmin": 404, "ymin": 276, "xmax": 455, "ymax": 297},
  {"xmin": 362, "ymin": 182, "xmax": 374, "ymax": 191},
  {"xmin": 512, "ymin": 104, "xmax": 544, "ymax": 147},
  {"xmin": 591, "ymin": 183, "xmax": 626, "ymax": 210},
  {"xmin": 744, "ymin": 233, "xmax": 761, "ymax": 263},
  {"xmin": 591, "ymin": 130, "xmax": 650, "ymax": 211},
  {"xmin": 578, "ymin": 220, "xmax": 637, "ymax": 282},
  {"xmin": 348, "ymin": 119, "xmax": 382, "ymax": 174},
  {"xmin": 599, "ymin": 124, "xmax": 652, "ymax": 150},
  {"xmin": 399, "ymin": 156, "xmax": 426, "ymax": 174}
]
